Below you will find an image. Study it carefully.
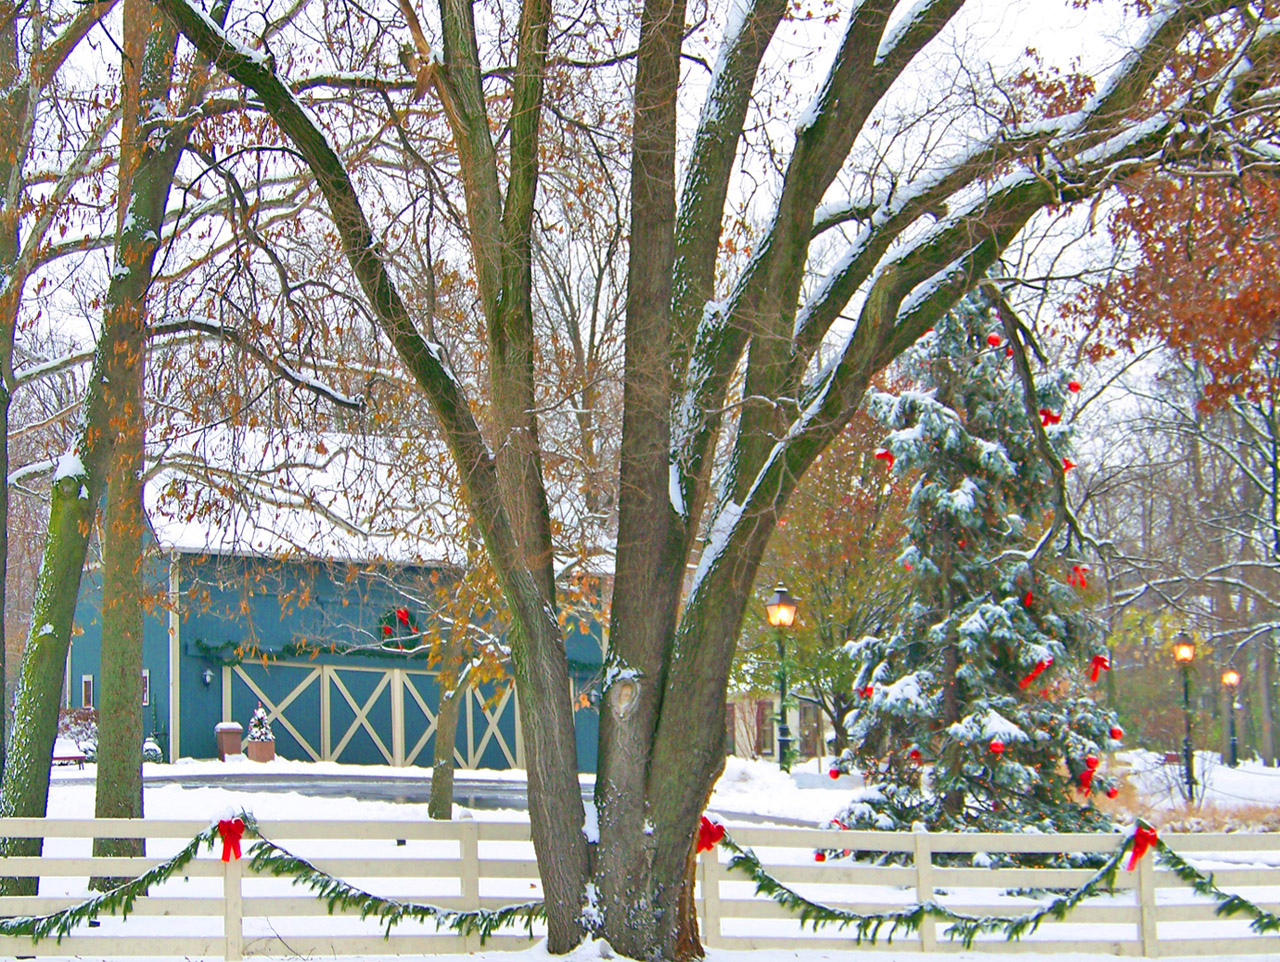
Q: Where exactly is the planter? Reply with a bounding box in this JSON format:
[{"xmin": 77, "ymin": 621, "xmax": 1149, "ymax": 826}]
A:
[
  {"xmin": 215, "ymin": 722, "xmax": 244, "ymax": 761},
  {"xmin": 246, "ymin": 740, "xmax": 275, "ymax": 763}
]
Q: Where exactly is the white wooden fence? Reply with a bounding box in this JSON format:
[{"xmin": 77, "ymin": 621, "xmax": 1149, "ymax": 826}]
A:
[{"xmin": 0, "ymin": 817, "xmax": 1275, "ymax": 958}]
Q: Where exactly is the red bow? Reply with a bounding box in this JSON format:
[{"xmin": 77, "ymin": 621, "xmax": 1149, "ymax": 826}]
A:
[
  {"xmin": 1127, "ymin": 825, "xmax": 1158, "ymax": 871},
  {"xmin": 1039, "ymin": 408, "xmax": 1061, "ymax": 427},
  {"xmin": 218, "ymin": 818, "xmax": 245, "ymax": 862},
  {"xmin": 395, "ymin": 607, "xmax": 410, "ymax": 625},
  {"xmin": 1018, "ymin": 657, "xmax": 1052, "ymax": 689},
  {"xmin": 1090, "ymin": 655, "xmax": 1110, "ymax": 683},
  {"xmin": 1068, "ymin": 565, "xmax": 1089, "ymax": 589},
  {"xmin": 873, "ymin": 449, "xmax": 895, "ymax": 470},
  {"xmin": 1063, "ymin": 458, "xmax": 1076, "ymax": 471},
  {"xmin": 860, "ymin": 685, "xmax": 874, "ymax": 698},
  {"xmin": 696, "ymin": 815, "xmax": 725, "ymax": 853},
  {"xmin": 1078, "ymin": 768, "xmax": 1094, "ymax": 796},
  {"xmin": 1023, "ymin": 590, "xmax": 1034, "ymax": 607}
]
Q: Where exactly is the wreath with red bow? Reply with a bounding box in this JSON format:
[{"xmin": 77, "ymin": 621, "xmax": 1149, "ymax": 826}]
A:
[{"xmin": 379, "ymin": 606, "xmax": 420, "ymax": 649}]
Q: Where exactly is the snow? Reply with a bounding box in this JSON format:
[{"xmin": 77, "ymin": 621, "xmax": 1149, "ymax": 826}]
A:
[
  {"xmin": 52, "ymin": 451, "xmax": 85, "ymax": 481},
  {"xmin": 874, "ymin": 0, "xmax": 936, "ymax": 66},
  {"xmin": 689, "ymin": 499, "xmax": 744, "ymax": 596}
]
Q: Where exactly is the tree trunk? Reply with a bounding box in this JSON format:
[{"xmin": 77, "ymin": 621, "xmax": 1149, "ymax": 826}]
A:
[
  {"xmin": 0, "ymin": 7, "xmax": 186, "ymax": 893},
  {"xmin": 90, "ymin": 0, "xmax": 151, "ymax": 887},
  {"xmin": 428, "ymin": 634, "xmax": 466, "ymax": 820},
  {"xmin": 1258, "ymin": 637, "xmax": 1276, "ymax": 764}
]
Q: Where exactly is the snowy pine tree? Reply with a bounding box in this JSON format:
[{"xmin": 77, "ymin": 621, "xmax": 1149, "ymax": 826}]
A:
[{"xmin": 832, "ymin": 292, "xmax": 1119, "ymax": 841}]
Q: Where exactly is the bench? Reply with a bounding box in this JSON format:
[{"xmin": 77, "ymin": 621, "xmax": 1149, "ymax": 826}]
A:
[{"xmin": 52, "ymin": 738, "xmax": 87, "ymax": 769}]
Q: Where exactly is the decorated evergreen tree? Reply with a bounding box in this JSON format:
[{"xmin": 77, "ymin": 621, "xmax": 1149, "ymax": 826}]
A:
[
  {"xmin": 830, "ymin": 291, "xmax": 1120, "ymax": 842},
  {"xmin": 247, "ymin": 703, "xmax": 275, "ymax": 743}
]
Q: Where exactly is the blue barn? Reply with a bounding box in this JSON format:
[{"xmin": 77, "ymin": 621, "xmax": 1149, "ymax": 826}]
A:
[{"xmin": 64, "ymin": 432, "xmax": 606, "ymax": 772}]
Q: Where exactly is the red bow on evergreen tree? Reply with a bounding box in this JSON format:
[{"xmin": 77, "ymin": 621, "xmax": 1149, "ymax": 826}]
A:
[
  {"xmin": 1019, "ymin": 657, "xmax": 1052, "ymax": 689},
  {"xmin": 1090, "ymin": 655, "xmax": 1110, "ymax": 682}
]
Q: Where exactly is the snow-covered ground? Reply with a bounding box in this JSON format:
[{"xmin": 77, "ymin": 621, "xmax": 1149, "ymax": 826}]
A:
[{"xmin": 30, "ymin": 752, "xmax": 1280, "ymax": 961}]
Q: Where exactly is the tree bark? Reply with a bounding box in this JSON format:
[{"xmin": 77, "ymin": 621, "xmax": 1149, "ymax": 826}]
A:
[
  {"xmin": 90, "ymin": 0, "xmax": 157, "ymax": 884},
  {"xmin": 427, "ymin": 634, "xmax": 466, "ymax": 820}
]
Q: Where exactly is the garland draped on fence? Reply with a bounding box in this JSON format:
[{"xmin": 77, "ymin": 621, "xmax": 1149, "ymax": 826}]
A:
[
  {"xmin": 0, "ymin": 811, "xmax": 1277, "ymax": 947},
  {"xmin": 718, "ymin": 820, "xmax": 1280, "ymax": 948}
]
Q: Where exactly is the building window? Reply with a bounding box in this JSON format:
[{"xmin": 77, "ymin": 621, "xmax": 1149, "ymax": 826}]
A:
[
  {"xmin": 141, "ymin": 669, "xmax": 150, "ymax": 707},
  {"xmin": 81, "ymin": 675, "xmax": 94, "ymax": 709},
  {"xmin": 755, "ymin": 699, "xmax": 774, "ymax": 756}
]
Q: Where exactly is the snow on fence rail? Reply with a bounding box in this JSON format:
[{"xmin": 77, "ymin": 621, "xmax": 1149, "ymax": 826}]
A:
[{"xmin": 0, "ymin": 818, "xmax": 1275, "ymax": 958}]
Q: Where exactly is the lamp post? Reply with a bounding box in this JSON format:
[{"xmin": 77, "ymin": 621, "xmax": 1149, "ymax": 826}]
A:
[
  {"xmin": 1173, "ymin": 630, "xmax": 1197, "ymax": 799},
  {"xmin": 1222, "ymin": 667, "xmax": 1241, "ymax": 769},
  {"xmin": 765, "ymin": 583, "xmax": 798, "ymax": 772}
]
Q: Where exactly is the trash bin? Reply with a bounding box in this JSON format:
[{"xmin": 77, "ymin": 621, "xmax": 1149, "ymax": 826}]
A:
[{"xmin": 215, "ymin": 721, "xmax": 244, "ymax": 760}]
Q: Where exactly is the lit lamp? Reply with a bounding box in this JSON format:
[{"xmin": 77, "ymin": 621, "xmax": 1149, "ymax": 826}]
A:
[
  {"xmin": 1173, "ymin": 629, "xmax": 1197, "ymax": 799},
  {"xmin": 1222, "ymin": 667, "xmax": 1241, "ymax": 768},
  {"xmin": 765, "ymin": 583, "xmax": 798, "ymax": 772}
]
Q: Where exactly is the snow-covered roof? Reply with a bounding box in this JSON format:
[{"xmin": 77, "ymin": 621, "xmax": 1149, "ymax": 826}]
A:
[
  {"xmin": 145, "ymin": 428, "xmax": 466, "ymax": 566},
  {"xmin": 144, "ymin": 427, "xmax": 616, "ymax": 576}
]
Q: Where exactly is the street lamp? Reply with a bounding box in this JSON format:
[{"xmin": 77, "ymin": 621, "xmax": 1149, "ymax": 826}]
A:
[
  {"xmin": 1173, "ymin": 630, "xmax": 1197, "ymax": 799},
  {"xmin": 765, "ymin": 583, "xmax": 798, "ymax": 772},
  {"xmin": 1222, "ymin": 667, "xmax": 1241, "ymax": 768}
]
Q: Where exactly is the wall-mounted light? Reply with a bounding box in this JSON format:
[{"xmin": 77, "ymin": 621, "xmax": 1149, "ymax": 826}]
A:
[{"xmin": 201, "ymin": 667, "xmax": 215, "ymax": 687}]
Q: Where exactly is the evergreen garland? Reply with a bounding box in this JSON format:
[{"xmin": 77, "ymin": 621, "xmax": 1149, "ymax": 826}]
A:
[
  {"xmin": 4, "ymin": 812, "xmax": 1278, "ymax": 950},
  {"xmin": 245, "ymin": 836, "xmax": 544, "ymax": 939},
  {"xmin": 719, "ymin": 829, "xmax": 1131, "ymax": 948},
  {"xmin": 0, "ymin": 821, "xmax": 226, "ymax": 943}
]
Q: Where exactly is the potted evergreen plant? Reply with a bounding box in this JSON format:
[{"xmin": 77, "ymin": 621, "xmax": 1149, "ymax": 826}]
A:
[{"xmin": 246, "ymin": 702, "xmax": 276, "ymax": 762}]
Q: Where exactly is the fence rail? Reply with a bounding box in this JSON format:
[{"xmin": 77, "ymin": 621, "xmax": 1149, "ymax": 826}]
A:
[{"xmin": 0, "ymin": 817, "xmax": 1274, "ymax": 957}]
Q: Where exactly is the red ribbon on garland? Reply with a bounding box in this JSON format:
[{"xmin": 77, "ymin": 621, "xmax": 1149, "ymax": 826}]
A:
[
  {"xmin": 696, "ymin": 815, "xmax": 725, "ymax": 853},
  {"xmin": 217, "ymin": 818, "xmax": 245, "ymax": 862},
  {"xmin": 1090, "ymin": 655, "xmax": 1111, "ymax": 683},
  {"xmin": 1067, "ymin": 565, "xmax": 1089, "ymax": 589},
  {"xmin": 873, "ymin": 449, "xmax": 895, "ymax": 470},
  {"xmin": 1018, "ymin": 657, "xmax": 1052, "ymax": 689},
  {"xmin": 1039, "ymin": 408, "xmax": 1062, "ymax": 427},
  {"xmin": 1127, "ymin": 825, "xmax": 1159, "ymax": 871}
]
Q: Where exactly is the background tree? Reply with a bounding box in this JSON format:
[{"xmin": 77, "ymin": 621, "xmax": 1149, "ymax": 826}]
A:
[{"xmin": 735, "ymin": 412, "xmax": 911, "ymax": 756}]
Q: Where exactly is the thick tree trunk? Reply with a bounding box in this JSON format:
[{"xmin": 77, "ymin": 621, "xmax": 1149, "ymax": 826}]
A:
[{"xmin": 90, "ymin": 0, "xmax": 152, "ymax": 886}]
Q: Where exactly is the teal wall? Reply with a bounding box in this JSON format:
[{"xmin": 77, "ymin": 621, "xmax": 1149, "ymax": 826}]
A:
[
  {"xmin": 69, "ymin": 554, "xmax": 173, "ymax": 751},
  {"xmin": 70, "ymin": 551, "xmax": 604, "ymax": 771}
]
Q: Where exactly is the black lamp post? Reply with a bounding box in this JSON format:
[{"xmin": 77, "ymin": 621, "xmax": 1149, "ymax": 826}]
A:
[
  {"xmin": 1173, "ymin": 630, "xmax": 1197, "ymax": 799},
  {"xmin": 765, "ymin": 583, "xmax": 798, "ymax": 772},
  {"xmin": 1222, "ymin": 667, "xmax": 1241, "ymax": 769}
]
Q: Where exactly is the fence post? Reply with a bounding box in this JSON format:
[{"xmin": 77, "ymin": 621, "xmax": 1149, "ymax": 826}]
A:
[
  {"xmin": 913, "ymin": 830, "xmax": 936, "ymax": 952},
  {"xmin": 1137, "ymin": 844, "xmax": 1158, "ymax": 958},
  {"xmin": 699, "ymin": 847, "xmax": 722, "ymax": 949},
  {"xmin": 459, "ymin": 818, "xmax": 482, "ymax": 952},
  {"xmin": 223, "ymin": 856, "xmax": 243, "ymax": 961}
]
